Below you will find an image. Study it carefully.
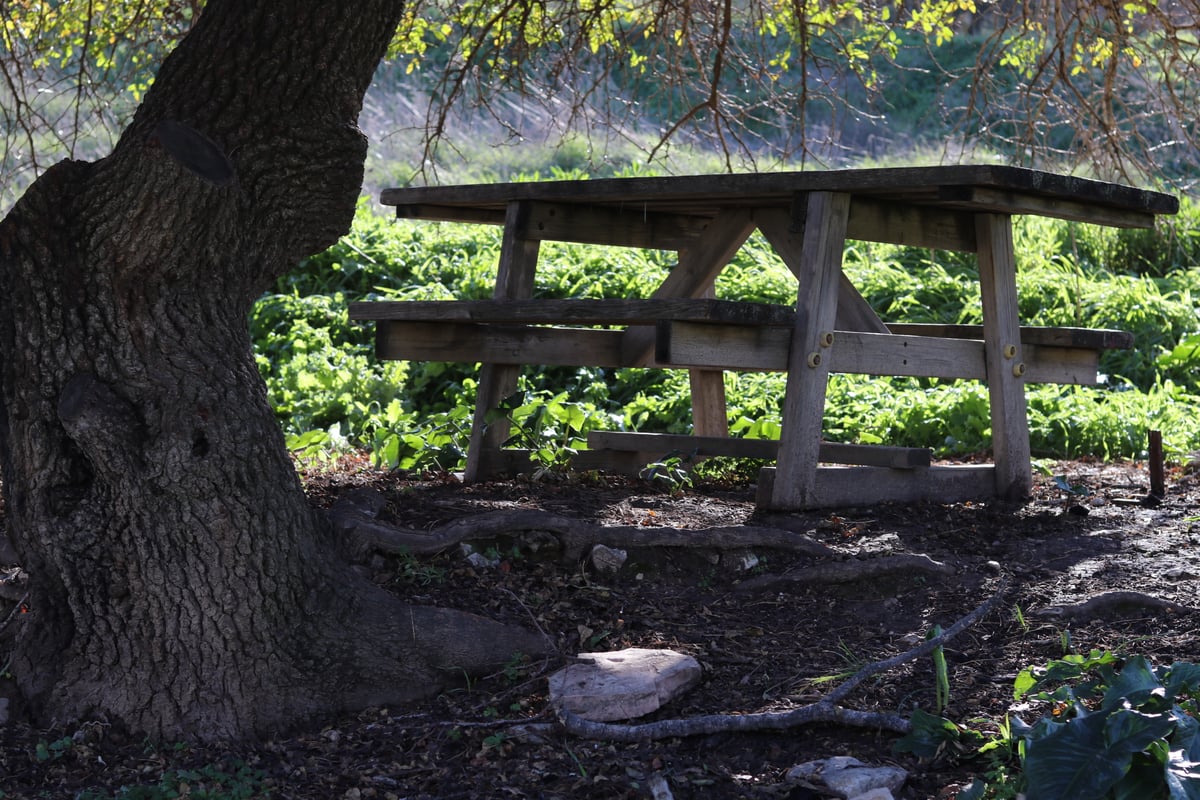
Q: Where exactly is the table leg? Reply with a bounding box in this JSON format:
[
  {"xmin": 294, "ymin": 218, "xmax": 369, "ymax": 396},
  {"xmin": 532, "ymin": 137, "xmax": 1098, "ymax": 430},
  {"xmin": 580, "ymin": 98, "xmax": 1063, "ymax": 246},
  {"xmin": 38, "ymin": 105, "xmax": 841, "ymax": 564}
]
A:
[
  {"xmin": 758, "ymin": 193, "xmax": 850, "ymax": 509},
  {"xmin": 465, "ymin": 201, "xmax": 541, "ymax": 482},
  {"xmin": 688, "ymin": 285, "xmax": 730, "ymax": 438},
  {"xmin": 976, "ymin": 213, "xmax": 1033, "ymax": 500}
]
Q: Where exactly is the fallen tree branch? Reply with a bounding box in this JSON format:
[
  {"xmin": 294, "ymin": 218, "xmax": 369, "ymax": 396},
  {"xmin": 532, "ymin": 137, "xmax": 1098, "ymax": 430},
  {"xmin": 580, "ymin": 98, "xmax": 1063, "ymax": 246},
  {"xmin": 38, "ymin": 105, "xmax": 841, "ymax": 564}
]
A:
[
  {"xmin": 733, "ymin": 553, "xmax": 956, "ymax": 594},
  {"xmin": 560, "ymin": 700, "xmax": 913, "ymax": 741},
  {"xmin": 558, "ymin": 581, "xmax": 1010, "ymax": 742},
  {"xmin": 331, "ymin": 499, "xmax": 835, "ymax": 562}
]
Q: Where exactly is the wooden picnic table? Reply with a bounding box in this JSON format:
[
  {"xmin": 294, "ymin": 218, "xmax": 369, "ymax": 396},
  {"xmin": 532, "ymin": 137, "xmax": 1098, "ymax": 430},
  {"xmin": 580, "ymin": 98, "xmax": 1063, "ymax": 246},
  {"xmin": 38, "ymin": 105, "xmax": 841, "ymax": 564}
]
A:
[{"xmin": 351, "ymin": 166, "xmax": 1177, "ymax": 510}]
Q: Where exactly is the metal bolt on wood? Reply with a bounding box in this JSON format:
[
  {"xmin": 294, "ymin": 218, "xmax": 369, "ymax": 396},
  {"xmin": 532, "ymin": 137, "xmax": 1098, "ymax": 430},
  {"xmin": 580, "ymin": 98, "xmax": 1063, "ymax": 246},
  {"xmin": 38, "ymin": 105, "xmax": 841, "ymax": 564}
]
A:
[
  {"xmin": 1003, "ymin": 344, "xmax": 1018, "ymax": 359},
  {"xmin": 1012, "ymin": 362, "xmax": 1026, "ymax": 377},
  {"xmin": 807, "ymin": 352, "xmax": 822, "ymax": 368}
]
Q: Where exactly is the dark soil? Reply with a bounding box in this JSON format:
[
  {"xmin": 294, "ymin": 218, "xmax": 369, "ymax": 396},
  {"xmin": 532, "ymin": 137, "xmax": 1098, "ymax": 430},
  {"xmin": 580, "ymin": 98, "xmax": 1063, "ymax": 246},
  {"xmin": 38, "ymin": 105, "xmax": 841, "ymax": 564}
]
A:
[{"xmin": 3, "ymin": 457, "xmax": 1199, "ymax": 799}]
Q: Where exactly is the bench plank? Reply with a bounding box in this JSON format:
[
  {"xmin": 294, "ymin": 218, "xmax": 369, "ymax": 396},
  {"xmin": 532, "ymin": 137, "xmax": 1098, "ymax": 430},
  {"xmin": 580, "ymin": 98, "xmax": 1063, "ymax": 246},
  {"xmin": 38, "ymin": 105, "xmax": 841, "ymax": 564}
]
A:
[
  {"xmin": 886, "ymin": 323, "xmax": 1133, "ymax": 350},
  {"xmin": 354, "ymin": 300, "xmax": 1133, "ymax": 352},
  {"xmin": 657, "ymin": 322, "xmax": 1107, "ymax": 385},
  {"xmin": 587, "ymin": 431, "xmax": 931, "ymax": 468},
  {"xmin": 351, "ymin": 298, "xmax": 796, "ymax": 326},
  {"xmin": 756, "ymin": 464, "xmax": 997, "ymax": 508},
  {"xmin": 376, "ymin": 321, "xmax": 627, "ymax": 366}
]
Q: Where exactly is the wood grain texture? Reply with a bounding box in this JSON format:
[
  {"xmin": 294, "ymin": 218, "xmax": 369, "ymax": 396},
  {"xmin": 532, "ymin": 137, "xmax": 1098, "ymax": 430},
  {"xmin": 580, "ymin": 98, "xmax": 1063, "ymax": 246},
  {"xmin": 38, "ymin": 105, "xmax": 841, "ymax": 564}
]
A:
[
  {"xmin": 587, "ymin": 431, "xmax": 931, "ymax": 468},
  {"xmin": 466, "ymin": 200, "xmax": 541, "ymax": 482},
  {"xmin": 620, "ymin": 209, "xmax": 759, "ymax": 367},
  {"xmin": 760, "ymin": 195, "xmax": 850, "ymax": 509},
  {"xmin": 757, "ymin": 464, "xmax": 996, "ymax": 509},
  {"xmin": 376, "ymin": 322, "xmax": 626, "ymax": 366},
  {"xmin": 381, "ymin": 166, "xmax": 1178, "ymax": 221},
  {"xmin": 976, "ymin": 213, "xmax": 1033, "ymax": 500},
  {"xmin": 655, "ymin": 323, "xmax": 1107, "ymax": 385},
  {"xmin": 351, "ymin": 298, "xmax": 796, "ymax": 325}
]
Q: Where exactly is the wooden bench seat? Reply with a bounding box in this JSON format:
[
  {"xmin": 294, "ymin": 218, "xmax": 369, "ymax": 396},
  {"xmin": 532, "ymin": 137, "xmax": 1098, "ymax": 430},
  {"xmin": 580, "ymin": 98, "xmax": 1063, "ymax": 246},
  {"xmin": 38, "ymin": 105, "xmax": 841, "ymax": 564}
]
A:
[
  {"xmin": 351, "ymin": 298, "xmax": 1131, "ymax": 385},
  {"xmin": 348, "ymin": 298, "xmax": 797, "ymax": 326},
  {"xmin": 351, "ymin": 296, "xmax": 1134, "ymax": 484}
]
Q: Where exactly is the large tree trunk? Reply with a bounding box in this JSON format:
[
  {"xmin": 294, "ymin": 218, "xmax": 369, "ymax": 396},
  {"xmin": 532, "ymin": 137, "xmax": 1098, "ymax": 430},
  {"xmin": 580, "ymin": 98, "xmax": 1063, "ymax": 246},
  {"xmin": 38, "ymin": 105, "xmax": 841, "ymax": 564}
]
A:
[{"xmin": 0, "ymin": 0, "xmax": 546, "ymax": 741}]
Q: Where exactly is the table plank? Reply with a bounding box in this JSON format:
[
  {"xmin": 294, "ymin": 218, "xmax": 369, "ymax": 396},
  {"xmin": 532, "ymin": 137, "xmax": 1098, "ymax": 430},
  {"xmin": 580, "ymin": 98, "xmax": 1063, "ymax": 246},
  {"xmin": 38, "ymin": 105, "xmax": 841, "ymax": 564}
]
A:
[
  {"xmin": 382, "ymin": 166, "xmax": 1178, "ymax": 225},
  {"xmin": 587, "ymin": 431, "xmax": 931, "ymax": 468},
  {"xmin": 757, "ymin": 464, "xmax": 997, "ymax": 508},
  {"xmin": 656, "ymin": 322, "xmax": 1107, "ymax": 385}
]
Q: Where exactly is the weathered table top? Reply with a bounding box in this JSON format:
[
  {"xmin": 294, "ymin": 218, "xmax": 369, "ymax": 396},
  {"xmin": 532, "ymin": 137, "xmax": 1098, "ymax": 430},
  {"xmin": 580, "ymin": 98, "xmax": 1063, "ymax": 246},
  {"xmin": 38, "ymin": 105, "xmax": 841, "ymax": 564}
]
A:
[{"xmin": 382, "ymin": 165, "xmax": 1178, "ymax": 227}]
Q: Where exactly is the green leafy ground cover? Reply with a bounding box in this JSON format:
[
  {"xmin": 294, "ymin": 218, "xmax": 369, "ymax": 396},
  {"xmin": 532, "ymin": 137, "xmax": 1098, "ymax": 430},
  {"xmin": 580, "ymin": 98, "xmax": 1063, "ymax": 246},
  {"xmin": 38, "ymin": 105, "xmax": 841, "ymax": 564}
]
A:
[{"xmin": 255, "ymin": 185, "xmax": 1200, "ymax": 475}]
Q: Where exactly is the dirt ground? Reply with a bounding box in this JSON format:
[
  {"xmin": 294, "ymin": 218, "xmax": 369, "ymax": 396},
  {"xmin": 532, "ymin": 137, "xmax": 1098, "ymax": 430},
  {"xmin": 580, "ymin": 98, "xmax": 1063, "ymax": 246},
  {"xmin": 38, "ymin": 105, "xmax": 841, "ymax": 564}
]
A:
[{"xmin": 2, "ymin": 456, "xmax": 1199, "ymax": 799}]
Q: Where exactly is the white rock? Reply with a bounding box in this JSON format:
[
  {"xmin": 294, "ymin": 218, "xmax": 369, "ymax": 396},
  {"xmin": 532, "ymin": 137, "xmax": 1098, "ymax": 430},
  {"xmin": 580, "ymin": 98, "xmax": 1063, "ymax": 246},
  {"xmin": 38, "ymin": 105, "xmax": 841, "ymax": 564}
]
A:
[
  {"xmin": 848, "ymin": 789, "xmax": 895, "ymax": 800},
  {"xmin": 785, "ymin": 757, "xmax": 906, "ymax": 798},
  {"xmin": 823, "ymin": 762, "xmax": 907, "ymax": 798},
  {"xmin": 729, "ymin": 551, "xmax": 759, "ymax": 571},
  {"xmin": 787, "ymin": 756, "xmax": 866, "ymax": 782},
  {"xmin": 548, "ymin": 648, "xmax": 702, "ymax": 721},
  {"xmin": 589, "ymin": 544, "xmax": 627, "ymax": 573}
]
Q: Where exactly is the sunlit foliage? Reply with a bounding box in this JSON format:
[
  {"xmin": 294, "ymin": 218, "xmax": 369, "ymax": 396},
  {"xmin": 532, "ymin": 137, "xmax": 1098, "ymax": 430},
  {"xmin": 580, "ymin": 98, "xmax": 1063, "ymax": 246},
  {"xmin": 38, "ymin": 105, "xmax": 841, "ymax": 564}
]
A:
[{"xmin": 3, "ymin": 0, "xmax": 1199, "ymax": 201}]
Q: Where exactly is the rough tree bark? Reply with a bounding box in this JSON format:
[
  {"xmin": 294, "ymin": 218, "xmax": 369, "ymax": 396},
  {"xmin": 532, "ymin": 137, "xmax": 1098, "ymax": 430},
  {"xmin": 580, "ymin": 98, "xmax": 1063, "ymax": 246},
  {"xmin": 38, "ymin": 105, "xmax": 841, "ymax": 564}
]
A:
[{"xmin": 0, "ymin": 0, "xmax": 546, "ymax": 741}]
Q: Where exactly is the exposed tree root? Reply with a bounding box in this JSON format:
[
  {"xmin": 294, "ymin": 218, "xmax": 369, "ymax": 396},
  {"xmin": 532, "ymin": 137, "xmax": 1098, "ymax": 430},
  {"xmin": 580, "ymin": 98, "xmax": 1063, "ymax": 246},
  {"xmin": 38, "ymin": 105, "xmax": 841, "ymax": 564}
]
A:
[
  {"xmin": 733, "ymin": 553, "xmax": 957, "ymax": 594},
  {"xmin": 1033, "ymin": 590, "xmax": 1196, "ymax": 621},
  {"xmin": 328, "ymin": 491, "xmax": 835, "ymax": 562},
  {"xmin": 557, "ymin": 582, "xmax": 1009, "ymax": 742}
]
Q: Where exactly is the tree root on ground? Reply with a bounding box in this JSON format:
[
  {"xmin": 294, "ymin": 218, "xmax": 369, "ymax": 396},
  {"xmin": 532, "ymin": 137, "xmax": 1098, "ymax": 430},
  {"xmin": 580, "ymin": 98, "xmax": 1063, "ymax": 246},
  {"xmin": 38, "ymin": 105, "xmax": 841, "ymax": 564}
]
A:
[
  {"xmin": 556, "ymin": 582, "xmax": 1009, "ymax": 742},
  {"xmin": 328, "ymin": 490, "xmax": 835, "ymax": 562},
  {"xmin": 1033, "ymin": 590, "xmax": 1195, "ymax": 621}
]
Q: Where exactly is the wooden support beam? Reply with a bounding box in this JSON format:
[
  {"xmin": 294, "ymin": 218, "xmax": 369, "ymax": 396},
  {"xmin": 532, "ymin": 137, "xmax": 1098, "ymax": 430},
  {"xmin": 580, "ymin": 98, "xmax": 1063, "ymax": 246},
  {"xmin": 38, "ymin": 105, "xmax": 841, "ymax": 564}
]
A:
[
  {"xmin": 976, "ymin": 213, "xmax": 1033, "ymax": 500},
  {"xmin": 939, "ymin": 187, "xmax": 1158, "ymax": 229},
  {"xmin": 394, "ymin": 204, "xmax": 507, "ymax": 226},
  {"xmin": 656, "ymin": 322, "xmax": 1108, "ymax": 385},
  {"xmin": 620, "ymin": 209, "xmax": 759, "ymax": 366},
  {"xmin": 759, "ymin": 193, "xmax": 849, "ymax": 509},
  {"xmin": 686, "ymin": 286, "xmax": 729, "ymax": 437},
  {"xmin": 517, "ymin": 201, "xmax": 710, "ymax": 249},
  {"xmin": 466, "ymin": 201, "xmax": 541, "ymax": 483},
  {"xmin": 845, "ymin": 197, "xmax": 977, "ymax": 251},
  {"xmin": 756, "ymin": 464, "xmax": 996, "ymax": 510},
  {"xmin": 836, "ymin": 273, "xmax": 889, "ymax": 334},
  {"xmin": 885, "ymin": 323, "xmax": 1133, "ymax": 350}
]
